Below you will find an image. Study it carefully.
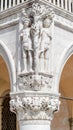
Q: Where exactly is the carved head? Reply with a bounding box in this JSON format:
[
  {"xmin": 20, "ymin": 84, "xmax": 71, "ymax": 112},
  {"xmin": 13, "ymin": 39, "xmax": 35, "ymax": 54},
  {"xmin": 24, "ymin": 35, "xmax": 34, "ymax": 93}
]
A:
[
  {"xmin": 21, "ymin": 8, "xmax": 31, "ymax": 27},
  {"xmin": 43, "ymin": 18, "xmax": 52, "ymax": 28},
  {"xmin": 22, "ymin": 8, "xmax": 27, "ymax": 16},
  {"xmin": 43, "ymin": 10, "xmax": 54, "ymax": 28},
  {"xmin": 23, "ymin": 18, "xmax": 30, "ymax": 27},
  {"xmin": 31, "ymin": 23, "xmax": 40, "ymax": 35}
]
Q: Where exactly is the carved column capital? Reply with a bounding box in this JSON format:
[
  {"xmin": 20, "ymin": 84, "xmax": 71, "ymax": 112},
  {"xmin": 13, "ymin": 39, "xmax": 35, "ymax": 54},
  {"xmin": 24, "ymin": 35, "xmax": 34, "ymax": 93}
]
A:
[{"xmin": 10, "ymin": 93, "xmax": 60, "ymax": 121}]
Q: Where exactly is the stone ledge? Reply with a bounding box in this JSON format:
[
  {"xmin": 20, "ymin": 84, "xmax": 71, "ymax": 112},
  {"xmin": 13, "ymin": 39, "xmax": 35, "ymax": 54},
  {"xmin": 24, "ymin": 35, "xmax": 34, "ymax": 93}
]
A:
[{"xmin": 0, "ymin": 0, "xmax": 73, "ymax": 22}]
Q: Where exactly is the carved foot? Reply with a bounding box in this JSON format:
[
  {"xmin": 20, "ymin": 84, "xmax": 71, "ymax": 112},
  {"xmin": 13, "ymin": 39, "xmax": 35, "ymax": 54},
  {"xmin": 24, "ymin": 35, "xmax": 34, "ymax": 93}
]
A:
[
  {"xmin": 21, "ymin": 70, "xmax": 28, "ymax": 74},
  {"xmin": 29, "ymin": 69, "xmax": 34, "ymax": 73}
]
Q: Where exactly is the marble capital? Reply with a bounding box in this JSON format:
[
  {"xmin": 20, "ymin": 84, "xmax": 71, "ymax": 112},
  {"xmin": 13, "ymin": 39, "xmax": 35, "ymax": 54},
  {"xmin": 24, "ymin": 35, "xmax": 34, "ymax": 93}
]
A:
[{"xmin": 10, "ymin": 92, "xmax": 60, "ymax": 121}]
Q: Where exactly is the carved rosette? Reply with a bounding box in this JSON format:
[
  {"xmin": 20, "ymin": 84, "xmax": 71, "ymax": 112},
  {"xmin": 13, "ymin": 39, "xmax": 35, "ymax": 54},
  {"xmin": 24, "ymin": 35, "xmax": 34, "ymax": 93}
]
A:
[{"xmin": 10, "ymin": 94, "xmax": 60, "ymax": 121}]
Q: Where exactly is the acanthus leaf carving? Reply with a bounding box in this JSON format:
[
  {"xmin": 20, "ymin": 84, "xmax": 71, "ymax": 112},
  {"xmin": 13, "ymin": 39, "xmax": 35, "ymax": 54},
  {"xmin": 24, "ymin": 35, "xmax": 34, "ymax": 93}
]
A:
[{"xmin": 10, "ymin": 94, "xmax": 60, "ymax": 121}]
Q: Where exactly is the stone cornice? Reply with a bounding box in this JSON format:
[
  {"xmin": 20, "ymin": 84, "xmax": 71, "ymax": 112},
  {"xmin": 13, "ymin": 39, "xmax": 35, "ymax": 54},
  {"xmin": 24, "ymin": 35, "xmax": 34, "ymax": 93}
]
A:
[
  {"xmin": 0, "ymin": 18, "xmax": 19, "ymax": 30},
  {"xmin": 40, "ymin": 0, "xmax": 73, "ymax": 22},
  {"xmin": 0, "ymin": 1, "xmax": 73, "ymax": 33},
  {"xmin": 0, "ymin": 0, "xmax": 73, "ymax": 22},
  {"xmin": 55, "ymin": 15, "xmax": 73, "ymax": 33},
  {"xmin": 0, "ymin": 0, "xmax": 35, "ymax": 20},
  {"xmin": 0, "ymin": 14, "xmax": 73, "ymax": 34}
]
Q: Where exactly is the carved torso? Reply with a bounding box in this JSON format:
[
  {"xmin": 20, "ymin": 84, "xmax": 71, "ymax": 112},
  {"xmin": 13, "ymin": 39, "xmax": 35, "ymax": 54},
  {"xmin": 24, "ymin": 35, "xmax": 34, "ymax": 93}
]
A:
[
  {"xmin": 22, "ymin": 28, "xmax": 32, "ymax": 50},
  {"xmin": 40, "ymin": 28, "xmax": 51, "ymax": 51}
]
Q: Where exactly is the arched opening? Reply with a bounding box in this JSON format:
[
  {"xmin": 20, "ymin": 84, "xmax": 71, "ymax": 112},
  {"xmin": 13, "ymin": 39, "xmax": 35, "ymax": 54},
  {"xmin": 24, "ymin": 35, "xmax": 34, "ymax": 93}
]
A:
[
  {"xmin": 0, "ymin": 40, "xmax": 16, "ymax": 92},
  {"xmin": 0, "ymin": 56, "xmax": 16, "ymax": 130},
  {"xmin": 52, "ymin": 55, "xmax": 73, "ymax": 130},
  {"xmin": 2, "ymin": 94, "xmax": 16, "ymax": 130}
]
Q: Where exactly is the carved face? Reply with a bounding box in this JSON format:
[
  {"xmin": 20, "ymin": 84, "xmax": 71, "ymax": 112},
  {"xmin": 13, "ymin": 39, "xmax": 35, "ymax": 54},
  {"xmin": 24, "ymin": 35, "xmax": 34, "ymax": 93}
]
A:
[
  {"xmin": 43, "ymin": 18, "xmax": 52, "ymax": 28},
  {"xmin": 23, "ymin": 20, "xmax": 30, "ymax": 27},
  {"xmin": 22, "ymin": 9, "xmax": 26, "ymax": 15},
  {"xmin": 31, "ymin": 24, "xmax": 40, "ymax": 35}
]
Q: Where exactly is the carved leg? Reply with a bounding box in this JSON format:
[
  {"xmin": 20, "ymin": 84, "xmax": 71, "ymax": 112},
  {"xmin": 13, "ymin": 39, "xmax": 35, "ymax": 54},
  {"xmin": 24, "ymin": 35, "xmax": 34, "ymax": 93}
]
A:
[
  {"xmin": 28, "ymin": 51, "xmax": 33, "ymax": 72},
  {"xmin": 41, "ymin": 52, "xmax": 44, "ymax": 73},
  {"xmin": 34, "ymin": 50, "xmax": 39, "ymax": 73},
  {"xmin": 22, "ymin": 51, "xmax": 28, "ymax": 73},
  {"xmin": 44, "ymin": 50, "xmax": 49, "ymax": 73}
]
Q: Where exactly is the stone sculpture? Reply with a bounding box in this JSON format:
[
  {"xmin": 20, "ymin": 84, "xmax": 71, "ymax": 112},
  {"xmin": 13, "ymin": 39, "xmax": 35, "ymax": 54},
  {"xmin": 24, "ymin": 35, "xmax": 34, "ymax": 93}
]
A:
[
  {"xmin": 19, "ymin": 3, "xmax": 54, "ymax": 91},
  {"xmin": 20, "ymin": 9, "xmax": 33, "ymax": 73}
]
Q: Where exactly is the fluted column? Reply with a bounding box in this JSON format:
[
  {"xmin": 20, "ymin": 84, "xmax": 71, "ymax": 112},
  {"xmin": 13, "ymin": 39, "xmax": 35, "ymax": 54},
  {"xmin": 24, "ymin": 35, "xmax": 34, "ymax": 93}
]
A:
[{"xmin": 10, "ymin": 2, "xmax": 60, "ymax": 130}]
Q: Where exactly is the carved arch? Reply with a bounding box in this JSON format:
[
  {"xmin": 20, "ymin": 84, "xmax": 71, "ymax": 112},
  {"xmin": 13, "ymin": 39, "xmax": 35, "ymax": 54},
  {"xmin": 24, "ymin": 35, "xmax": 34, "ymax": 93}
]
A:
[
  {"xmin": 54, "ymin": 42, "xmax": 73, "ymax": 92},
  {"xmin": 0, "ymin": 40, "xmax": 16, "ymax": 92}
]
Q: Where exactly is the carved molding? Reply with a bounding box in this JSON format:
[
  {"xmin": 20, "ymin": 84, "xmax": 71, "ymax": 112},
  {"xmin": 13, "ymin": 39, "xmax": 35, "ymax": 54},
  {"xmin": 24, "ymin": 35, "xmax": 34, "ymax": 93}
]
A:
[
  {"xmin": 55, "ymin": 15, "xmax": 73, "ymax": 33},
  {"xmin": 10, "ymin": 94, "xmax": 60, "ymax": 121}
]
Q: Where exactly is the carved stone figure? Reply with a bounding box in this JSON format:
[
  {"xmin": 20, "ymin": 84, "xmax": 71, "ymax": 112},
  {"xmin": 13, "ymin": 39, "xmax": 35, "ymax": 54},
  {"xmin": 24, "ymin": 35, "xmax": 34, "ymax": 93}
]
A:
[
  {"xmin": 30, "ymin": 3, "xmax": 46, "ymax": 73},
  {"xmin": 31, "ymin": 23, "xmax": 41, "ymax": 73},
  {"xmin": 18, "ymin": 4, "xmax": 54, "ymax": 91},
  {"xmin": 20, "ymin": 5, "xmax": 54, "ymax": 75},
  {"xmin": 20, "ymin": 9, "xmax": 33, "ymax": 73},
  {"xmin": 39, "ymin": 13, "xmax": 54, "ymax": 73}
]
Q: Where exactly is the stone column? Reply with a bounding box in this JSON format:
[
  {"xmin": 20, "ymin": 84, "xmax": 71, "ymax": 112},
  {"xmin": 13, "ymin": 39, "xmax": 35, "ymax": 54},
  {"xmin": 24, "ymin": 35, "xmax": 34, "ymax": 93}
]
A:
[
  {"xmin": 20, "ymin": 122, "xmax": 50, "ymax": 130},
  {"xmin": 10, "ymin": 2, "xmax": 60, "ymax": 130},
  {"xmin": 10, "ymin": 93, "xmax": 60, "ymax": 130}
]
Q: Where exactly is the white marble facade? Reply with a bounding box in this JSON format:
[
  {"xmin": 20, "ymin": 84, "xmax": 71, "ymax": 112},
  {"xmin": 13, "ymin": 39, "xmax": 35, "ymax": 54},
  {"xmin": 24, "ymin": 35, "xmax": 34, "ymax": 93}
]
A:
[{"xmin": 0, "ymin": 0, "xmax": 73, "ymax": 130}]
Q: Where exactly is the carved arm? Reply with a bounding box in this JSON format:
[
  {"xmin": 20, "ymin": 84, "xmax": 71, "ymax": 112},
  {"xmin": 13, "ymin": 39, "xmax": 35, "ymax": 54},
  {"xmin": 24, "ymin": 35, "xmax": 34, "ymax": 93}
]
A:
[{"xmin": 20, "ymin": 32, "xmax": 23, "ymax": 41}]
